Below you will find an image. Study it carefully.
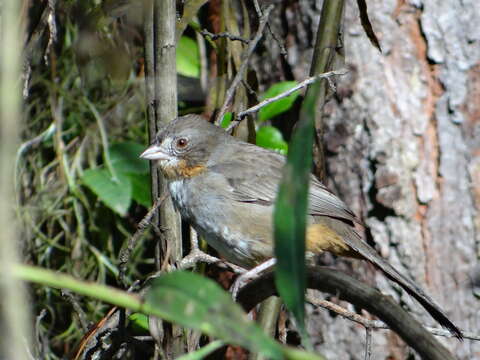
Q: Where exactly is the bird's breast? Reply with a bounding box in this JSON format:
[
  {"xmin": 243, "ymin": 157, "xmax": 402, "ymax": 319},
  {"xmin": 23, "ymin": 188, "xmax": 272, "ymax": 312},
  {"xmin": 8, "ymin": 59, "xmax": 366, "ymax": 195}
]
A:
[
  {"xmin": 167, "ymin": 178, "xmax": 272, "ymax": 269},
  {"xmin": 168, "ymin": 179, "xmax": 189, "ymax": 212}
]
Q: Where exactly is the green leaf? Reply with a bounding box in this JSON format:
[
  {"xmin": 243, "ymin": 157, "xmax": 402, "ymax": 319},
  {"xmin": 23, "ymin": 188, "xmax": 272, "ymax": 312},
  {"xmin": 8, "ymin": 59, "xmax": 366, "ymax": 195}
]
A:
[
  {"xmin": 177, "ymin": 36, "xmax": 200, "ymax": 78},
  {"xmin": 256, "ymin": 126, "xmax": 288, "ymax": 155},
  {"xmin": 259, "ymin": 81, "xmax": 300, "ymax": 122},
  {"xmin": 176, "ymin": 341, "xmax": 225, "ymax": 360},
  {"xmin": 82, "ymin": 168, "xmax": 132, "ymax": 216},
  {"xmin": 129, "ymin": 172, "xmax": 151, "ymax": 207},
  {"xmin": 110, "ymin": 142, "xmax": 150, "ymax": 174},
  {"xmin": 128, "ymin": 313, "xmax": 149, "ymax": 332},
  {"xmin": 273, "ymin": 80, "xmax": 322, "ymax": 348},
  {"xmin": 220, "ymin": 112, "xmax": 232, "ymax": 129},
  {"xmin": 14, "ymin": 265, "xmax": 325, "ymax": 360},
  {"xmin": 143, "ymin": 271, "xmax": 284, "ymax": 360}
]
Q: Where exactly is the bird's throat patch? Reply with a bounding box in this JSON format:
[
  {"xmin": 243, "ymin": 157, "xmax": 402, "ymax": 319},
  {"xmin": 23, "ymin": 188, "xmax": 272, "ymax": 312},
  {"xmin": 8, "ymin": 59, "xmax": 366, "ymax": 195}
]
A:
[{"xmin": 162, "ymin": 159, "xmax": 206, "ymax": 179}]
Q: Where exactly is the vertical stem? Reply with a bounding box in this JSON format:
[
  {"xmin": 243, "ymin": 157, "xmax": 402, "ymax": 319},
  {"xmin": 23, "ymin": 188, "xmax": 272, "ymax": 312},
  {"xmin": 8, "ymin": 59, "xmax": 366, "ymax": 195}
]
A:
[
  {"xmin": 307, "ymin": 0, "xmax": 345, "ymax": 182},
  {"xmin": 144, "ymin": 0, "xmax": 160, "ymax": 245},
  {"xmin": 154, "ymin": 0, "xmax": 182, "ymax": 263},
  {"xmin": 249, "ymin": 296, "xmax": 283, "ymax": 360},
  {"xmin": 147, "ymin": 0, "xmax": 185, "ymax": 357},
  {"xmin": 0, "ymin": 0, "xmax": 32, "ymax": 359}
]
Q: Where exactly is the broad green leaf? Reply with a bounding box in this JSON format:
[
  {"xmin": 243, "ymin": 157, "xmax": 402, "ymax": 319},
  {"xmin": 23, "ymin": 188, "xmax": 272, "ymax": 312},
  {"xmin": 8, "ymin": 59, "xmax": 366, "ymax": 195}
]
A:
[
  {"xmin": 273, "ymin": 80, "xmax": 322, "ymax": 348},
  {"xmin": 256, "ymin": 126, "xmax": 288, "ymax": 155},
  {"xmin": 129, "ymin": 172, "xmax": 151, "ymax": 207},
  {"xmin": 110, "ymin": 142, "xmax": 150, "ymax": 174},
  {"xmin": 14, "ymin": 265, "xmax": 325, "ymax": 360},
  {"xmin": 220, "ymin": 112, "xmax": 232, "ymax": 129},
  {"xmin": 82, "ymin": 168, "xmax": 132, "ymax": 216},
  {"xmin": 143, "ymin": 271, "xmax": 283, "ymax": 360},
  {"xmin": 177, "ymin": 36, "xmax": 200, "ymax": 78},
  {"xmin": 259, "ymin": 81, "xmax": 300, "ymax": 122}
]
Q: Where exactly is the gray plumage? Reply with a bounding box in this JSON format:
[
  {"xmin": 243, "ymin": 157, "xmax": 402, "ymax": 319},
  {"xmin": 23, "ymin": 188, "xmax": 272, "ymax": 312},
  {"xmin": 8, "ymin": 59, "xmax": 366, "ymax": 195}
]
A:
[{"xmin": 141, "ymin": 114, "xmax": 462, "ymax": 339}]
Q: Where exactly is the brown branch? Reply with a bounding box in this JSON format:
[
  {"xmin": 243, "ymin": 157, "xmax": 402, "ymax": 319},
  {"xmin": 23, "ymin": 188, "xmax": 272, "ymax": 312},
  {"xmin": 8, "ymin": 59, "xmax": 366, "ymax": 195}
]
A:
[
  {"xmin": 200, "ymin": 30, "xmax": 250, "ymax": 44},
  {"xmin": 215, "ymin": 5, "xmax": 274, "ymax": 125},
  {"xmin": 237, "ymin": 267, "xmax": 457, "ymax": 360},
  {"xmin": 252, "ymin": 0, "xmax": 287, "ymax": 56},
  {"xmin": 175, "ymin": 0, "xmax": 209, "ymax": 40},
  {"xmin": 307, "ymin": 296, "xmax": 480, "ymax": 341},
  {"xmin": 153, "ymin": 0, "xmax": 183, "ymax": 274},
  {"xmin": 118, "ymin": 193, "xmax": 168, "ymax": 287}
]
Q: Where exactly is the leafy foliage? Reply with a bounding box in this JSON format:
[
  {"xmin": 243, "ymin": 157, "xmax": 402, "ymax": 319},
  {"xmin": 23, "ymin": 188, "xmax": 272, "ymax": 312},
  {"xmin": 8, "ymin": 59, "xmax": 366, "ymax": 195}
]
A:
[
  {"xmin": 256, "ymin": 126, "xmax": 288, "ymax": 154},
  {"xmin": 177, "ymin": 36, "xmax": 200, "ymax": 78},
  {"xmin": 81, "ymin": 142, "xmax": 151, "ymax": 215},
  {"xmin": 259, "ymin": 81, "xmax": 300, "ymax": 122},
  {"xmin": 144, "ymin": 271, "xmax": 284, "ymax": 359},
  {"xmin": 18, "ymin": 0, "xmax": 323, "ymax": 358}
]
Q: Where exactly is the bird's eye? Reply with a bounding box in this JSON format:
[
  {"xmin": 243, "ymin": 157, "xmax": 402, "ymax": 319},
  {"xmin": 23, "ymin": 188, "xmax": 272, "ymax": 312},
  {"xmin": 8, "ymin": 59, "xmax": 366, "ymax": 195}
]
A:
[{"xmin": 176, "ymin": 138, "xmax": 188, "ymax": 148}]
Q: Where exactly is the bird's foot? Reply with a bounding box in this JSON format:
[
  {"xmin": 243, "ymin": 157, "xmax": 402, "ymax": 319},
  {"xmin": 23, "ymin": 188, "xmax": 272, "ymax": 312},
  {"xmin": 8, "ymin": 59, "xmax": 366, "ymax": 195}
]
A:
[{"xmin": 230, "ymin": 258, "xmax": 276, "ymax": 300}]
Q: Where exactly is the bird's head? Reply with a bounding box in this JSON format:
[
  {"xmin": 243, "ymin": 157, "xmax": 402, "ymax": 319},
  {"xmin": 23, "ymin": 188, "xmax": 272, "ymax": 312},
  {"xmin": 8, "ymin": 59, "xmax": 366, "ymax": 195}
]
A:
[{"xmin": 140, "ymin": 114, "xmax": 228, "ymax": 179}]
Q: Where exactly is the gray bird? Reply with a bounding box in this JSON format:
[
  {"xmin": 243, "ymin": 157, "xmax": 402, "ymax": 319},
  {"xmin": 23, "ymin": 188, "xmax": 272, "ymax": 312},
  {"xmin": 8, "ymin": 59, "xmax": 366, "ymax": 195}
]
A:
[{"xmin": 140, "ymin": 114, "xmax": 462, "ymax": 339}]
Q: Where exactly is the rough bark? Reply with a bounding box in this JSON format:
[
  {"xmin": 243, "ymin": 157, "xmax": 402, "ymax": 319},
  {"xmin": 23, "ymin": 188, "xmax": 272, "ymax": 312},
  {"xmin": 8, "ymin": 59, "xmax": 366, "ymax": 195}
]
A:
[{"xmin": 254, "ymin": 0, "xmax": 479, "ymax": 358}]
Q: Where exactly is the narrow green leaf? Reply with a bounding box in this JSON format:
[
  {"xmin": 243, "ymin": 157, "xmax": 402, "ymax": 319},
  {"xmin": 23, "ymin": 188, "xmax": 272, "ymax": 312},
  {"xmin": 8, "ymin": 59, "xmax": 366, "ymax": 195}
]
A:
[
  {"xmin": 273, "ymin": 82, "xmax": 321, "ymax": 347},
  {"xmin": 143, "ymin": 271, "xmax": 284, "ymax": 360},
  {"xmin": 259, "ymin": 81, "xmax": 300, "ymax": 122},
  {"xmin": 177, "ymin": 36, "xmax": 200, "ymax": 78},
  {"xmin": 256, "ymin": 126, "xmax": 288, "ymax": 155},
  {"xmin": 14, "ymin": 265, "xmax": 325, "ymax": 360},
  {"xmin": 110, "ymin": 142, "xmax": 150, "ymax": 174},
  {"xmin": 176, "ymin": 341, "xmax": 225, "ymax": 360},
  {"xmin": 82, "ymin": 168, "xmax": 132, "ymax": 216}
]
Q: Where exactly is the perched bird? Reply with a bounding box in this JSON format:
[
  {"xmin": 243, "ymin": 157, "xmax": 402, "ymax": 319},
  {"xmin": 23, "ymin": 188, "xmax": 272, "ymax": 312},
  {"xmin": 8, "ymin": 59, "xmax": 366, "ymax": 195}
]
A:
[{"xmin": 140, "ymin": 114, "xmax": 462, "ymax": 339}]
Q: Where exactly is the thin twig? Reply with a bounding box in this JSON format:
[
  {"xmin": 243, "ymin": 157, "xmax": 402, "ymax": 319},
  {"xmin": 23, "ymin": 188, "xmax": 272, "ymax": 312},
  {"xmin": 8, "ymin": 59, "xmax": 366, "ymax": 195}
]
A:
[
  {"xmin": 44, "ymin": 0, "xmax": 57, "ymax": 65},
  {"xmin": 252, "ymin": 0, "xmax": 287, "ymax": 56},
  {"xmin": 62, "ymin": 290, "xmax": 90, "ymax": 331},
  {"xmin": 231, "ymin": 258, "xmax": 276, "ymax": 299},
  {"xmin": 35, "ymin": 309, "xmax": 47, "ymax": 359},
  {"xmin": 226, "ymin": 68, "xmax": 348, "ymax": 132},
  {"xmin": 306, "ymin": 296, "xmax": 480, "ymax": 341},
  {"xmin": 364, "ymin": 327, "xmax": 372, "ymax": 360},
  {"xmin": 200, "ymin": 29, "xmax": 250, "ymax": 44},
  {"xmin": 118, "ymin": 193, "xmax": 168, "ymax": 287},
  {"xmin": 215, "ymin": 5, "xmax": 274, "ymax": 125}
]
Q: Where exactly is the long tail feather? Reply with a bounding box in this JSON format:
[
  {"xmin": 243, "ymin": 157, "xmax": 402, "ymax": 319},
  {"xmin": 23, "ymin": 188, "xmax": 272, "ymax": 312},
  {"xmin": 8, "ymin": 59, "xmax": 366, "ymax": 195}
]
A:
[{"xmin": 344, "ymin": 227, "xmax": 463, "ymax": 339}]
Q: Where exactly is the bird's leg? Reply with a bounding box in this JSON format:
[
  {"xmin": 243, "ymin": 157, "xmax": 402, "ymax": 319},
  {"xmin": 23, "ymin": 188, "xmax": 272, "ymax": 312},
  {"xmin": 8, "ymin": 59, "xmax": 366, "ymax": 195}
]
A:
[
  {"xmin": 230, "ymin": 258, "xmax": 276, "ymax": 300},
  {"xmin": 176, "ymin": 228, "xmax": 219, "ymax": 270},
  {"xmin": 176, "ymin": 228, "xmax": 246, "ymax": 274}
]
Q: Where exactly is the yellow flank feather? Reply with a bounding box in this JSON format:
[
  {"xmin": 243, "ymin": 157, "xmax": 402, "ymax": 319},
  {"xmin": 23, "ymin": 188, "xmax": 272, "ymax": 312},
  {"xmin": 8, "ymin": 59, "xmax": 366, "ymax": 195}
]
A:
[{"xmin": 306, "ymin": 223, "xmax": 356, "ymax": 257}]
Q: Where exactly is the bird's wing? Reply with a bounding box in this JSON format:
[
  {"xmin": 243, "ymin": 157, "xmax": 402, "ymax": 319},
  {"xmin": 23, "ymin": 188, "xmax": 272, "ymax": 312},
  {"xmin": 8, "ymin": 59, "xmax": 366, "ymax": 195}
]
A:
[
  {"xmin": 208, "ymin": 143, "xmax": 358, "ymax": 223},
  {"xmin": 308, "ymin": 176, "xmax": 358, "ymax": 223}
]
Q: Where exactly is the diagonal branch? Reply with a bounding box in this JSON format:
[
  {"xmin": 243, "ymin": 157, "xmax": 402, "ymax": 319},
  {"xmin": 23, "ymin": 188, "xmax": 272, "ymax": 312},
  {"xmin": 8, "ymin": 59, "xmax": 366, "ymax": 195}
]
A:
[
  {"xmin": 226, "ymin": 69, "xmax": 348, "ymax": 132},
  {"xmin": 237, "ymin": 267, "xmax": 458, "ymax": 360}
]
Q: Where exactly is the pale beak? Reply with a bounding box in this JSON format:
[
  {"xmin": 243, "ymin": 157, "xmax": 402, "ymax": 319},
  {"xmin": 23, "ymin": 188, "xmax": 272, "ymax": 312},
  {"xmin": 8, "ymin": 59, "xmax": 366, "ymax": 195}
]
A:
[{"xmin": 140, "ymin": 144, "xmax": 170, "ymax": 160}]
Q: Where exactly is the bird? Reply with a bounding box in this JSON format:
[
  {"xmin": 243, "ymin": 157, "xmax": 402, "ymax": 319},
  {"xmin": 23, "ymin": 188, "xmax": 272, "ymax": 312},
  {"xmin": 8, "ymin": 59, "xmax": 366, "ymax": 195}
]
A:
[{"xmin": 140, "ymin": 114, "xmax": 462, "ymax": 339}]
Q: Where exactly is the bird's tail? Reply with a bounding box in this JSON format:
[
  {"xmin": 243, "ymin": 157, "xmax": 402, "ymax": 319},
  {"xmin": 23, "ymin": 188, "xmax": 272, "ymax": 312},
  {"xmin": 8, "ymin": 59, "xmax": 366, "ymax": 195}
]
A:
[{"xmin": 349, "ymin": 235, "xmax": 463, "ymax": 340}]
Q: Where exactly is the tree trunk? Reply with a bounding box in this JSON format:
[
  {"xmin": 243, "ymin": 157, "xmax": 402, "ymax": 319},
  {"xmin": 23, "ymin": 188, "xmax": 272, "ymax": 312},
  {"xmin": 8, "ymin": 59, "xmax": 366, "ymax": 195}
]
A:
[{"xmin": 256, "ymin": 0, "xmax": 479, "ymax": 358}]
